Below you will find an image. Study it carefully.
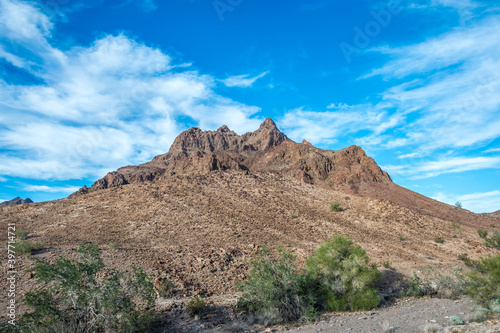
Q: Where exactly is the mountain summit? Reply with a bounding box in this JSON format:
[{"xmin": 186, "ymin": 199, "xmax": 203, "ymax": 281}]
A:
[{"xmin": 74, "ymin": 118, "xmax": 391, "ymax": 196}]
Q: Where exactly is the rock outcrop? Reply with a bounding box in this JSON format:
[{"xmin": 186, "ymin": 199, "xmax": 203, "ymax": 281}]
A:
[
  {"xmin": 73, "ymin": 118, "xmax": 391, "ymax": 196},
  {"xmin": 0, "ymin": 197, "xmax": 33, "ymax": 206}
]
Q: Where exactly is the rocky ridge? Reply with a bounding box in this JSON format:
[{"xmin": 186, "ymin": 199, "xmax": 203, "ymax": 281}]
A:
[
  {"xmin": 73, "ymin": 118, "xmax": 391, "ymax": 196},
  {"xmin": 0, "ymin": 197, "xmax": 33, "ymax": 206}
]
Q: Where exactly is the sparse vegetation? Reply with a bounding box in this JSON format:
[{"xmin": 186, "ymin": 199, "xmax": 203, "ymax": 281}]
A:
[
  {"xmin": 15, "ymin": 243, "xmax": 157, "ymax": 332},
  {"xmin": 185, "ymin": 297, "xmax": 208, "ymax": 317},
  {"xmin": 237, "ymin": 247, "xmax": 315, "ymax": 325},
  {"xmin": 381, "ymin": 261, "xmax": 392, "ymax": 269},
  {"xmin": 484, "ymin": 230, "xmax": 500, "ymax": 250},
  {"xmin": 237, "ymin": 235, "xmax": 381, "ymax": 325},
  {"xmin": 108, "ymin": 241, "xmax": 120, "ymax": 249},
  {"xmin": 466, "ymin": 254, "xmax": 500, "ymax": 308},
  {"xmin": 477, "ymin": 229, "xmax": 488, "ymax": 239},
  {"xmin": 455, "ymin": 202, "xmax": 463, "ymax": 209},
  {"xmin": 403, "ymin": 268, "xmax": 466, "ymax": 299},
  {"xmin": 399, "ymin": 234, "xmax": 407, "ymax": 241},
  {"xmin": 15, "ymin": 228, "xmax": 28, "ymax": 240},
  {"xmin": 14, "ymin": 239, "xmax": 44, "ymax": 256},
  {"xmin": 289, "ymin": 212, "xmax": 298, "ymax": 218},
  {"xmin": 329, "ymin": 201, "xmax": 342, "ymax": 212},
  {"xmin": 434, "ymin": 237, "xmax": 444, "ymax": 244},
  {"xmin": 449, "ymin": 315, "xmax": 464, "ymax": 325},
  {"xmin": 155, "ymin": 278, "xmax": 174, "ymax": 297},
  {"xmin": 491, "ymin": 223, "xmax": 496, "ymax": 228}
]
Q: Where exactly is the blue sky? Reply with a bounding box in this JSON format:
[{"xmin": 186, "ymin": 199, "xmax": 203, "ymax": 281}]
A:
[{"xmin": 0, "ymin": 0, "xmax": 499, "ymax": 212}]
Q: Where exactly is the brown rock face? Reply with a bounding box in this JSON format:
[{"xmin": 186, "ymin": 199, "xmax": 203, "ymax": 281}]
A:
[{"xmin": 73, "ymin": 118, "xmax": 391, "ymax": 196}]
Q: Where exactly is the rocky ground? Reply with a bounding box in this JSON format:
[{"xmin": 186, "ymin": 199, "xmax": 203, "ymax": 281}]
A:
[{"xmin": 159, "ymin": 296, "xmax": 500, "ymax": 333}]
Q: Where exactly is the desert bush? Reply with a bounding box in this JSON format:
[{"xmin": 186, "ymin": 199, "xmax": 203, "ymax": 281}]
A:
[
  {"xmin": 15, "ymin": 228, "xmax": 28, "ymax": 240},
  {"xmin": 404, "ymin": 269, "xmax": 466, "ymax": 299},
  {"xmin": 484, "ymin": 231, "xmax": 500, "ymax": 250},
  {"xmin": 289, "ymin": 212, "xmax": 298, "ymax": 218},
  {"xmin": 329, "ymin": 201, "xmax": 343, "ymax": 212},
  {"xmin": 466, "ymin": 254, "xmax": 500, "ymax": 308},
  {"xmin": 465, "ymin": 310, "xmax": 487, "ymax": 323},
  {"xmin": 237, "ymin": 247, "xmax": 315, "ymax": 325},
  {"xmin": 155, "ymin": 278, "xmax": 174, "ymax": 297},
  {"xmin": 449, "ymin": 315, "xmax": 464, "ymax": 325},
  {"xmin": 108, "ymin": 241, "xmax": 119, "ymax": 249},
  {"xmin": 491, "ymin": 223, "xmax": 496, "ymax": 228},
  {"xmin": 185, "ymin": 297, "xmax": 208, "ymax": 317},
  {"xmin": 306, "ymin": 235, "xmax": 381, "ymax": 311},
  {"xmin": 238, "ymin": 236, "xmax": 381, "ymax": 325},
  {"xmin": 455, "ymin": 202, "xmax": 462, "ymax": 209},
  {"xmin": 490, "ymin": 299, "xmax": 500, "ymax": 312},
  {"xmin": 381, "ymin": 261, "xmax": 392, "ymax": 269},
  {"xmin": 434, "ymin": 237, "xmax": 444, "ymax": 244},
  {"xmin": 404, "ymin": 273, "xmax": 432, "ymax": 297},
  {"xmin": 14, "ymin": 239, "xmax": 44, "ymax": 256},
  {"xmin": 477, "ymin": 229, "xmax": 488, "ymax": 239},
  {"xmin": 16, "ymin": 243, "xmax": 157, "ymax": 333}
]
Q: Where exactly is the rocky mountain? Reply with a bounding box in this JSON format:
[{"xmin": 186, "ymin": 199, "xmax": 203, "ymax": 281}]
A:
[
  {"xmin": 73, "ymin": 118, "xmax": 391, "ymax": 196},
  {"xmin": 0, "ymin": 197, "xmax": 33, "ymax": 206}
]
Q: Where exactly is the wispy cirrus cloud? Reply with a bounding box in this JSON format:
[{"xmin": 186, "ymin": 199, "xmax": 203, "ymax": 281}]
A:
[
  {"xmin": 383, "ymin": 156, "xmax": 500, "ymax": 179},
  {"xmin": 0, "ymin": 0, "xmax": 262, "ymax": 181},
  {"xmin": 433, "ymin": 190, "xmax": 500, "ymax": 213},
  {"xmin": 221, "ymin": 71, "xmax": 269, "ymax": 88},
  {"xmin": 282, "ymin": 8, "xmax": 500, "ymax": 178},
  {"xmin": 24, "ymin": 185, "xmax": 80, "ymax": 193}
]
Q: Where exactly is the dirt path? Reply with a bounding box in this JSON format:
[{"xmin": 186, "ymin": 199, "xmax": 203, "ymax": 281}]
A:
[{"xmin": 169, "ymin": 296, "xmax": 500, "ymax": 333}]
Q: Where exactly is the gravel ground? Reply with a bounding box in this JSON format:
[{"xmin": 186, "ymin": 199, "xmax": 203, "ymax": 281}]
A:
[{"xmin": 168, "ymin": 296, "xmax": 500, "ymax": 333}]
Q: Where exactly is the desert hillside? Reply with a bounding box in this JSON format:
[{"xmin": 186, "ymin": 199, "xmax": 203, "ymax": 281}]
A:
[{"xmin": 1, "ymin": 119, "xmax": 498, "ymax": 328}]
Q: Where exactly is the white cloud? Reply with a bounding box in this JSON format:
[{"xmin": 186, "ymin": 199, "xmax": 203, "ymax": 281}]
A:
[
  {"xmin": 484, "ymin": 148, "xmax": 500, "ymax": 153},
  {"xmin": 283, "ymin": 12, "xmax": 500, "ymax": 180},
  {"xmin": 222, "ymin": 71, "xmax": 269, "ymax": 88},
  {"xmin": 0, "ymin": 0, "xmax": 263, "ymax": 181},
  {"xmin": 432, "ymin": 190, "xmax": 500, "ymax": 213},
  {"xmin": 24, "ymin": 185, "xmax": 80, "ymax": 193},
  {"xmin": 279, "ymin": 103, "xmax": 402, "ymax": 145},
  {"xmin": 383, "ymin": 156, "xmax": 500, "ymax": 179}
]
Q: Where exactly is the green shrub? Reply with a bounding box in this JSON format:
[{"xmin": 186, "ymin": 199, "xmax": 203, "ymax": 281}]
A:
[
  {"xmin": 449, "ymin": 315, "xmax": 464, "ymax": 325},
  {"xmin": 15, "ymin": 239, "xmax": 44, "ymax": 256},
  {"xmin": 484, "ymin": 231, "xmax": 500, "ymax": 250},
  {"xmin": 477, "ymin": 229, "xmax": 488, "ymax": 239},
  {"xmin": 306, "ymin": 235, "xmax": 381, "ymax": 311},
  {"xmin": 404, "ymin": 273, "xmax": 432, "ymax": 297},
  {"xmin": 465, "ymin": 311, "xmax": 487, "ymax": 323},
  {"xmin": 16, "ymin": 228, "xmax": 28, "ymax": 240},
  {"xmin": 237, "ymin": 247, "xmax": 315, "ymax": 325},
  {"xmin": 289, "ymin": 212, "xmax": 298, "ymax": 218},
  {"xmin": 399, "ymin": 234, "xmax": 407, "ymax": 241},
  {"xmin": 435, "ymin": 237, "xmax": 444, "ymax": 244},
  {"xmin": 491, "ymin": 223, "xmax": 496, "ymax": 228},
  {"xmin": 16, "ymin": 243, "xmax": 156, "ymax": 332},
  {"xmin": 329, "ymin": 201, "xmax": 343, "ymax": 212},
  {"xmin": 108, "ymin": 242, "xmax": 119, "ymax": 249},
  {"xmin": 466, "ymin": 254, "xmax": 500, "ymax": 308},
  {"xmin": 455, "ymin": 202, "xmax": 462, "ymax": 209},
  {"xmin": 185, "ymin": 297, "xmax": 207, "ymax": 317},
  {"xmin": 381, "ymin": 261, "xmax": 392, "ymax": 269},
  {"xmin": 490, "ymin": 299, "xmax": 500, "ymax": 312},
  {"xmin": 155, "ymin": 278, "xmax": 174, "ymax": 297}
]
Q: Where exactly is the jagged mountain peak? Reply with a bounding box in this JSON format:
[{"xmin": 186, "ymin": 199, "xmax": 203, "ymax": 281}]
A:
[{"xmin": 73, "ymin": 118, "xmax": 391, "ymax": 196}]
